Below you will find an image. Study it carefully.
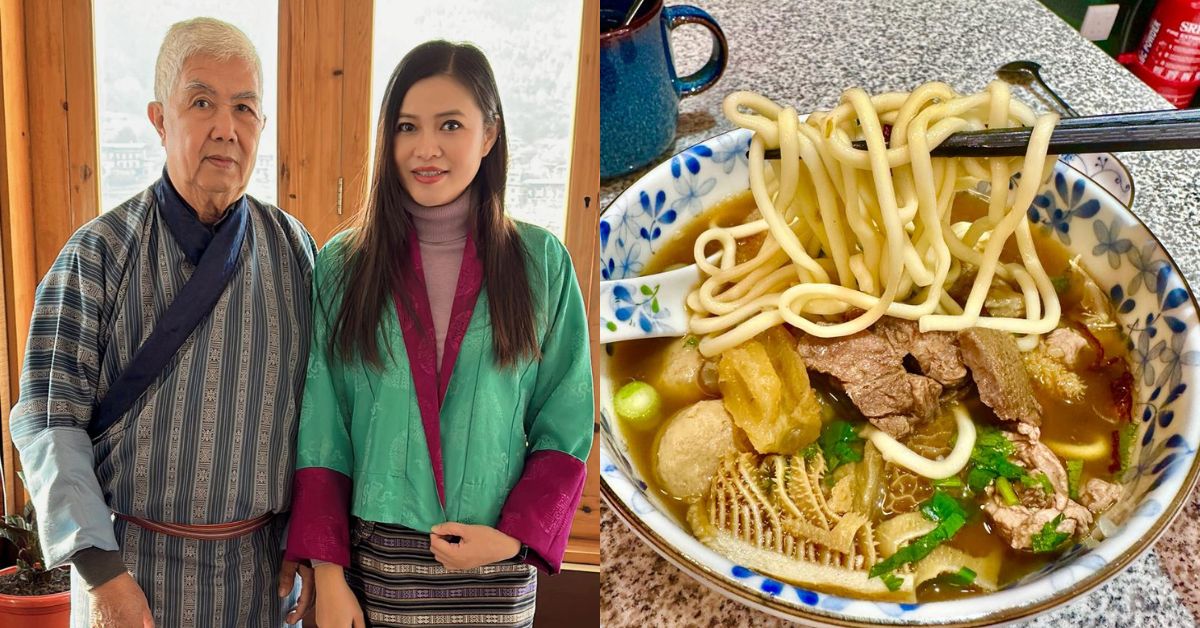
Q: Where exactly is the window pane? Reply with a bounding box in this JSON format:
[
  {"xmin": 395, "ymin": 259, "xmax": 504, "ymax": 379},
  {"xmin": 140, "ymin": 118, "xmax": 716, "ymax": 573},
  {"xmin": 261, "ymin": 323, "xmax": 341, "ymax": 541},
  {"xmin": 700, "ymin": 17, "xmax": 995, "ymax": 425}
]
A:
[
  {"xmin": 372, "ymin": 1, "xmax": 583, "ymax": 237},
  {"xmin": 94, "ymin": 2, "xmax": 278, "ymax": 210}
]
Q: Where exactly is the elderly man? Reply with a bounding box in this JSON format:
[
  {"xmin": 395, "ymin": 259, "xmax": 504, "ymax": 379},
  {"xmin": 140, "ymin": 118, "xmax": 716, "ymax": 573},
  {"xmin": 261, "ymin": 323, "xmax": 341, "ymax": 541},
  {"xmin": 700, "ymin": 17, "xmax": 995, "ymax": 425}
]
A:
[{"xmin": 9, "ymin": 17, "xmax": 315, "ymax": 627}]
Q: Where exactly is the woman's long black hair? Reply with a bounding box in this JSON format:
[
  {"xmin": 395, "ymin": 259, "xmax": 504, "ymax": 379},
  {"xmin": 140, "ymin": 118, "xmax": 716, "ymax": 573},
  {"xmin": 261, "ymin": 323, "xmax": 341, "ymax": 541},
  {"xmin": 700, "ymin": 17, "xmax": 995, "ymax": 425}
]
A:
[{"xmin": 329, "ymin": 40, "xmax": 539, "ymax": 369}]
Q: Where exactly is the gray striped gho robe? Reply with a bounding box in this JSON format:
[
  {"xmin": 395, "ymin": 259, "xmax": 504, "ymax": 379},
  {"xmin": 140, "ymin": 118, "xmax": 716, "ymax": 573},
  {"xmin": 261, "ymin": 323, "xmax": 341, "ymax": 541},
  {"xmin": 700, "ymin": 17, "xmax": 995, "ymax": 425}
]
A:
[{"xmin": 9, "ymin": 175, "xmax": 315, "ymax": 627}]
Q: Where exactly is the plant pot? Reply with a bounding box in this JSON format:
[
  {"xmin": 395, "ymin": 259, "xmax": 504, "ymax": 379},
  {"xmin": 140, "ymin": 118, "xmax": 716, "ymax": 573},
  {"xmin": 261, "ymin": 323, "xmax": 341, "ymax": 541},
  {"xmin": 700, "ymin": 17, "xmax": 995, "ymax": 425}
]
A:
[{"xmin": 0, "ymin": 566, "xmax": 70, "ymax": 628}]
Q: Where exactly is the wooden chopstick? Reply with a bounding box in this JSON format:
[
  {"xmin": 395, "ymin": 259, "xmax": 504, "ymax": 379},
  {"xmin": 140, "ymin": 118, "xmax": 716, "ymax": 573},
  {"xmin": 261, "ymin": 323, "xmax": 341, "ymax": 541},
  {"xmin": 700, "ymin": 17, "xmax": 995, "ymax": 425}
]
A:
[{"xmin": 759, "ymin": 109, "xmax": 1200, "ymax": 159}]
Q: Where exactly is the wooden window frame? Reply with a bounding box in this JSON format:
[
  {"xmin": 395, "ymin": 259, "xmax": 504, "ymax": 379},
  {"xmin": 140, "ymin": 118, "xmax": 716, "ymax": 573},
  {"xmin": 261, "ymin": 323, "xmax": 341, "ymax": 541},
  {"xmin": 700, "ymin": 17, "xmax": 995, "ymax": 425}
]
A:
[{"xmin": 1, "ymin": 0, "xmax": 601, "ymax": 568}]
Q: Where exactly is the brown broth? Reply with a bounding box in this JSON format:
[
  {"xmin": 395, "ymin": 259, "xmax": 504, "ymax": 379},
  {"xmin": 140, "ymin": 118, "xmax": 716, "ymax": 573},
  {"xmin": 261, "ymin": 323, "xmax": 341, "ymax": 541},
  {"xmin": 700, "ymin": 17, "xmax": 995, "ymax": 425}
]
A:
[{"xmin": 608, "ymin": 190, "xmax": 1133, "ymax": 601}]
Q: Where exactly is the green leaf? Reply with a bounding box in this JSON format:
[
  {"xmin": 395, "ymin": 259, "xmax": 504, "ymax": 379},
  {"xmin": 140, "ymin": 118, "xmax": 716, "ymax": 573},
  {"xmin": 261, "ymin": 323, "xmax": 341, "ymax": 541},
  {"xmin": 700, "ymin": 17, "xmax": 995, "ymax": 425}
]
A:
[
  {"xmin": 966, "ymin": 467, "xmax": 994, "ymax": 491},
  {"xmin": 606, "ymin": 321, "xmax": 618, "ymax": 331},
  {"xmin": 966, "ymin": 426, "xmax": 1029, "ymax": 492},
  {"xmin": 1066, "ymin": 460, "xmax": 1084, "ymax": 501},
  {"xmin": 651, "ymin": 298, "xmax": 660, "ymax": 313},
  {"xmin": 920, "ymin": 490, "xmax": 966, "ymax": 523},
  {"xmin": 869, "ymin": 512, "xmax": 966, "ymax": 579},
  {"xmin": 1031, "ymin": 513, "xmax": 1072, "ymax": 553},
  {"xmin": 760, "ymin": 472, "xmax": 776, "ymax": 495},
  {"xmin": 640, "ymin": 284, "xmax": 654, "ymax": 296},
  {"xmin": 870, "ymin": 492, "xmax": 969, "ymax": 582},
  {"xmin": 819, "ymin": 420, "xmax": 864, "ymax": 475}
]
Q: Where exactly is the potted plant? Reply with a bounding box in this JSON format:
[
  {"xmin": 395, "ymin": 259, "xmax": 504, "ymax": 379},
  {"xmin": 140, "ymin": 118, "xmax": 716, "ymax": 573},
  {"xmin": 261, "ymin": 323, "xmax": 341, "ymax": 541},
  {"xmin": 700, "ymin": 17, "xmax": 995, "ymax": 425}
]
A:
[{"xmin": 0, "ymin": 496, "xmax": 71, "ymax": 628}]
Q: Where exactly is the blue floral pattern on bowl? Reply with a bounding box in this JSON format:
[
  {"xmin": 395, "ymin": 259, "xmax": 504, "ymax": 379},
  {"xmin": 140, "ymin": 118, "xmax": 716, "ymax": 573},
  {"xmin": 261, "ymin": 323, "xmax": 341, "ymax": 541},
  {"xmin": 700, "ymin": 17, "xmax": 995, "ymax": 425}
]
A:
[
  {"xmin": 1060, "ymin": 152, "xmax": 1134, "ymax": 207},
  {"xmin": 599, "ymin": 128, "xmax": 1200, "ymax": 625}
]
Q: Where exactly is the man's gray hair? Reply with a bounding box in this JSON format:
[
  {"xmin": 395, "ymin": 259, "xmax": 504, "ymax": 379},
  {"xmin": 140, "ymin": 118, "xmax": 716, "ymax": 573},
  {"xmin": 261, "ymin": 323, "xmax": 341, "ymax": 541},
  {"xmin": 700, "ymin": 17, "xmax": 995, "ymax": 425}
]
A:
[{"xmin": 154, "ymin": 17, "xmax": 263, "ymax": 104}]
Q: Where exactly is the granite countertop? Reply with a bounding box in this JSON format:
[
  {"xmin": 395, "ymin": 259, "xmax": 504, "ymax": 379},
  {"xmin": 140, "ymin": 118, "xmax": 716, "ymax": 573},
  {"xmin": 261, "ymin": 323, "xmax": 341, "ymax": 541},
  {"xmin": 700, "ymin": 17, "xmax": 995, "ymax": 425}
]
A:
[{"xmin": 600, "ymin": 1, "xmax": 1200, "ymax": 626}]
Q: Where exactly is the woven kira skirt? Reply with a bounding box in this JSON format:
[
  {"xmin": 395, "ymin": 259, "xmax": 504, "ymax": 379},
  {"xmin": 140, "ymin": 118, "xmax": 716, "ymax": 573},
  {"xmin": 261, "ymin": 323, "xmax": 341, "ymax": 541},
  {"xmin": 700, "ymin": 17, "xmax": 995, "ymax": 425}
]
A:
[{"xmin": 347, "ymin": 520, "xmax": 538, "ymax": 627}]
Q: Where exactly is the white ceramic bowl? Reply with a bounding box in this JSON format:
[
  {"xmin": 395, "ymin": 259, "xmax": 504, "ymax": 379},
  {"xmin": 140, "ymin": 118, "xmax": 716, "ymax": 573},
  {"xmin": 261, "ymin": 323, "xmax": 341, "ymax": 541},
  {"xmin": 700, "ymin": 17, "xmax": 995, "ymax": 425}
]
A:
[{"xmin": 599, "ymin": 128, "xmax": 1200, "ymax": 626}]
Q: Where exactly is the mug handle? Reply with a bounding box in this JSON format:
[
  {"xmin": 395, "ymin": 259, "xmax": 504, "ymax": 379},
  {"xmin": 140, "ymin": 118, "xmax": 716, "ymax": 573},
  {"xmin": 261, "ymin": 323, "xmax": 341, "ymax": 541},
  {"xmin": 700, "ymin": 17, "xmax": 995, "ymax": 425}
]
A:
[{"xmin": 663, "ymin": 5, "xmax": 728, "ymax": 97}]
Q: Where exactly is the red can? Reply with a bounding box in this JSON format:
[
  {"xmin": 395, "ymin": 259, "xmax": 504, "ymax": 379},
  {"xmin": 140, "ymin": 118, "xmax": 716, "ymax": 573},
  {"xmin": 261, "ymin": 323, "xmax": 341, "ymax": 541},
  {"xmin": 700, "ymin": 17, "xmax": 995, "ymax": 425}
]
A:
[{"xmin": 1123, "ymin": 0, "xmax": 1200, "ymax": 107}]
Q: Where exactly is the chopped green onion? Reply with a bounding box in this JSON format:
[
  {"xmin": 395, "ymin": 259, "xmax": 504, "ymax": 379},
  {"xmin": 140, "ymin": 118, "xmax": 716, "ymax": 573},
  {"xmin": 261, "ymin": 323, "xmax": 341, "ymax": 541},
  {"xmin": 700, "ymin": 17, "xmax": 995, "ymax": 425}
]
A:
[
  {"xmin": 933, "ymin": 476, "xmax": 964, "ymax": 488},
  {"xmin": 614, "ymin": 381, "xmax": 662, "ymax": 430},
  {"xmin": 1117, "ymin": 423, "xmax": 1139, "ymax": 478},
  {"xmin": 1066, "ymin": 459, "xmax": 1084, "ymax": 501},
  {"xmin": 1019, "ymin": 472, "xmax": 1054, "ymax": 495},
  {"xmin": 947, "ymin": 566, "xmax": 977, "ymax": 587},
  {"xmin": 995, "ymin": 476, "xmax": 1018, "ymax": 506},
  {"xmin": 1050, "ymin": 275, "xmax": 1071, "ymax": 294},
  {"xmin": 881, "ymin": 573, "xmax": 904, "ymax": 592},
  {"xmin": 684, "ymin": 335, "xmax": 699, "ymax": 347}
]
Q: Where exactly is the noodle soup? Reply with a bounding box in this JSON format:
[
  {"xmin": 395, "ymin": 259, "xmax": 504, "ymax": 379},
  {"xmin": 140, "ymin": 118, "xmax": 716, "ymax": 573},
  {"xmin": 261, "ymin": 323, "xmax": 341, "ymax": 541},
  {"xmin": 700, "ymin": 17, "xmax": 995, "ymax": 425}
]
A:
[
  {"xmin": 603, "ymin": 83, "xmax": 1153, "ymax": 606},
  {"xmin": 609, "ymin": 191, "xmax": 1134, "ymax": 602}
]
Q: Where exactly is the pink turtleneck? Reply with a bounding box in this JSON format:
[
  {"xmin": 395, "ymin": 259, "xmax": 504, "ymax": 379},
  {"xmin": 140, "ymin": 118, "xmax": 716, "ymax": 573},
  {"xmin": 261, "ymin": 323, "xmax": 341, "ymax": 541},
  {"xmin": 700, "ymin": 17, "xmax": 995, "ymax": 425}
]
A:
[{"xmin": 403, "ymin": 189, "xmax": 473, "ymax": 372}]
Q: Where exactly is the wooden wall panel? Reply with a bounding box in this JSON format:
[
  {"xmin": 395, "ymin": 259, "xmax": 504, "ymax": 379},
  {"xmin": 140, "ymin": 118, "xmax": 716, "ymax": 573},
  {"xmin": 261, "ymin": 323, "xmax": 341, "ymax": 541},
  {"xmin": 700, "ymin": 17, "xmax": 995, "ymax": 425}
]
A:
[
  {"xmin": 0, "ymin": 0, "xmax": 36, "ymax": 514},
  {"xmin": 1, "ymin": 0, "xmax": 97, "ymax": 514},
  {"xmin": 62, "ymin": 2, "xmax": 100, "ymax": 226},
  {"xmin": 24, "ymin": 0, "xmax": 98, "ymax": 277},
  {"xmin": 562, "ymin": 0, "xmax": 600, "ymax": 567}
]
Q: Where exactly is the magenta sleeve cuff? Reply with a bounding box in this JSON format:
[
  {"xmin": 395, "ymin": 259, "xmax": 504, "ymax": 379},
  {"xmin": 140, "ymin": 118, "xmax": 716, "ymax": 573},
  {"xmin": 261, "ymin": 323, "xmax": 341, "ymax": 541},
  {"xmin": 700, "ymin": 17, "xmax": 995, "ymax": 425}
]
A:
[
  {"xmin": 284, "ymin": 467, "xmax": 352, "ymax": 567},
  {"xmin": 496, "ymin": 449, "xmax": 587, "ymax": 575}
]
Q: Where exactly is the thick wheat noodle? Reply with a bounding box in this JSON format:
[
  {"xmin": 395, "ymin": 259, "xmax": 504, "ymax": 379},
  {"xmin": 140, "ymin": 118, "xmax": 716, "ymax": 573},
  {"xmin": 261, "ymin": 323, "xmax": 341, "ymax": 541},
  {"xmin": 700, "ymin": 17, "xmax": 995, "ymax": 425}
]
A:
[{"xmin": 690, "ymin": 83, "xmax": 1062, "ymax": 356}]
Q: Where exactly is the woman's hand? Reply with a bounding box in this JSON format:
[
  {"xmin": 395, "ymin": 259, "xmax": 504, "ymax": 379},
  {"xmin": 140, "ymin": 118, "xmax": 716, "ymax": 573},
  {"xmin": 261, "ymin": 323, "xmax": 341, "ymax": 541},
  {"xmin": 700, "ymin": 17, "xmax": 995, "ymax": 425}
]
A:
[
  {"xmin": 313, "ymin": 563, "xmax": 365, "ymax": 628},
  {"xmin": 429, "ymin": 522, "xmax": 522, "ymax": 571}
]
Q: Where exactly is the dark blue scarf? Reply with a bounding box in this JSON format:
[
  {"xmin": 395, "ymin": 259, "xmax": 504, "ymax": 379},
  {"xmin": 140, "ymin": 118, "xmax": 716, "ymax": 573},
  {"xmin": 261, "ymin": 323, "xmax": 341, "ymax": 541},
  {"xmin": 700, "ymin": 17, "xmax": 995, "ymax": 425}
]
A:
[{"xmin": 89, "ymin": 172, "xmax": 249, "ymax": 439}]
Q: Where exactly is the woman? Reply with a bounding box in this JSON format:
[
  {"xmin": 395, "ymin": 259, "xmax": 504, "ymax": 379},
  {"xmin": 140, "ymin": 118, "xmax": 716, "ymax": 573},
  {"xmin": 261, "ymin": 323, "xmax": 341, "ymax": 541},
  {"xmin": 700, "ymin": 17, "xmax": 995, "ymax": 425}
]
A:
[{"xmin": 284, "ymin": 41, "xmax": 593, "ymax": 627}]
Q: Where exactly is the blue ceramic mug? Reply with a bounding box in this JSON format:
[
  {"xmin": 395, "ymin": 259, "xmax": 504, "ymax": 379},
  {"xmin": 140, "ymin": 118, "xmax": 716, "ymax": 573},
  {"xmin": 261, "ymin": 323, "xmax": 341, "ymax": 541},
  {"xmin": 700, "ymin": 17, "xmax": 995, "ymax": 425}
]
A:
[{"xmin": 600, "ymin": 0, "xmax": 727, "ymax": 179}]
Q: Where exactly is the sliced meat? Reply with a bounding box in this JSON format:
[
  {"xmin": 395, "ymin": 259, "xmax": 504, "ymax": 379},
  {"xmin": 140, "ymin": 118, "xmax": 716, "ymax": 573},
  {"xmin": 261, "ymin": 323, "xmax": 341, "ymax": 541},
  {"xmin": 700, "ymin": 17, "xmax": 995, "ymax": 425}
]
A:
[
  {"xmin": 1079, "ymin": 478, "xmax": 1122, "ymax": 515},
  {"xmin": 1044, "ymin": 327, "xmax": 1091, "ymax": 369},
  {"xmin": 796, "ymin": 318, "xmax": 970, "ymax": 439},
  {"xmin": 982, "ymin": 427, "xmax": 1105, "ymax": 552},
  {"xmin": 982, "ymin": 492, "xmax": 1093, "ymax": 552},
  {"xmin": 1008, "ymin": 428, "xmax": 1069, "ymax": 494},
  {"xmin": 845, "ymin": 371, "xmax": 942, "ymax": 439},
  {"xmin": 874, "ymin": 318, "xmax": 968, "ymax": 387},
  {"xmin": 796, "ymin": 330, "xmax": 940, "ymax": 439},
  {"xmin": 958, "ymin": 328, "xmax": 1042, "ymax": 425},
  {"xmin": 796, "ymin": 329, "xmax": 903, "ymax": 384},
  {"xmin": 655, "ymin": 400, "xmax": 740, "ymax": 502}
]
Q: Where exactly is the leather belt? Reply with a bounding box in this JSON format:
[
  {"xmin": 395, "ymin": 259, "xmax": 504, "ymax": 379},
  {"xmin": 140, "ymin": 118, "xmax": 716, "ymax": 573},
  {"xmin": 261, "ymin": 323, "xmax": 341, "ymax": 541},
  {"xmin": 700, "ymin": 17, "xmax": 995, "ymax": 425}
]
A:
[{"xmin": 115, "ymin": 511, "xmax": 275, "ymax": 541}]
